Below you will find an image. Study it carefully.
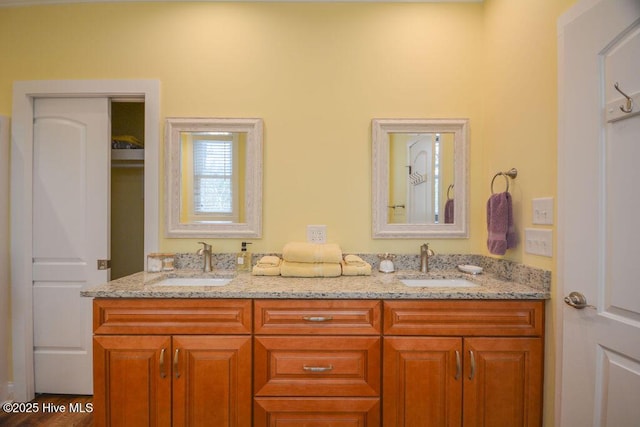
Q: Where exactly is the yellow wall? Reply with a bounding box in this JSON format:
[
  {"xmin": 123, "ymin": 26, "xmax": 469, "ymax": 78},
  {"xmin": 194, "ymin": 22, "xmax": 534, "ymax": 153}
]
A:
[
  {"xmin": 0, "ymin": 1, "xmax": 576, "ymax": 260},
  {"xmin": 0, "ymin": 1, "xmax": 484, "ymax": 256},
  {"xmin": 481, "ymin": 1, "xmax": 577, "ymax": 425}
]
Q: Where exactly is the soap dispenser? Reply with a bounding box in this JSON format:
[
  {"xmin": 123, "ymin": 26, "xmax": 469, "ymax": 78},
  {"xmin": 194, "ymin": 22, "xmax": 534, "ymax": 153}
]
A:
[{"xmin": 236, "ymin": 242, "xmax": 252, "ymax": 272}]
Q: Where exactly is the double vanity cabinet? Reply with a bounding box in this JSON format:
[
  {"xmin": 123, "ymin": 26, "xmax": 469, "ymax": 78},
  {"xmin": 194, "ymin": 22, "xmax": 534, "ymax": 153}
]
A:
[{"xmin": 91, "ymin": 297, "xmax": 544, "ymax": 427}]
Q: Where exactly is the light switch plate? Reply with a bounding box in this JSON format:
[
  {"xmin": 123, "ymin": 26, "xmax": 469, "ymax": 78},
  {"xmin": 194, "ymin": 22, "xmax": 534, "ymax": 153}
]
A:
[
  {"xmin": 525, "ymin": 228, "xmax": 553, "ymax": 257},
  {"xmin": 532, "ymin": 197, "xmax": 554, "ymax": 225}
]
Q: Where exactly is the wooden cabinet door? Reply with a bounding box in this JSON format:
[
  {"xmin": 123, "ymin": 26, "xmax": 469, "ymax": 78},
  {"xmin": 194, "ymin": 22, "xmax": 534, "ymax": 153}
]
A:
[
  {"xmin": 93, "ymin": 335, "xmax": 172, "ymax": 427},
  {"xmin": 383, "ymin": 337, "xmax": 462, "ymax": 427},
  {"xmin": 172, "ymin": 335, "xmax": 252, "ymax": 427},
  {"xmin": 463, "ymin": 338, "xmax": 543, "ymax": 427}
]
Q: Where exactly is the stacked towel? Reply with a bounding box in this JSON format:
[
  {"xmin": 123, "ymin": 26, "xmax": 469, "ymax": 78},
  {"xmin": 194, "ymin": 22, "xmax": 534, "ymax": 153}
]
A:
[
  {"xmin": 341, "ymin": 254, "xmax": 372, "ymax": 276},
  {"xmin": 251, "ymin": 244, "xmax": 373, "ymax": 277},
  {"xmin": 487, "ymin": 192, "xmax": 516, "ymax": 255},
  {"xmin": 280, "ymin": 242, "xmax": 343, "ymax": 277},
  {"xmin": 280, "ymin": 260, "xmax": 342, "ymax": 277},
  {"xmin": 252, "ymin": 256, "xmax": 282, "ymax": 276},
  {"xmin": 282, "ymin": 242, "xmax": 343, "ymax": 264}
]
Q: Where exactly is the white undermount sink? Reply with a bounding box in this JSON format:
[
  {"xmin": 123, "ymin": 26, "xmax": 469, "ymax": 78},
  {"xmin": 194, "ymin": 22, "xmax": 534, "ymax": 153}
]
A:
[
  {"xmin": 152, "ymin": 277, "xmax": 232, "ymax": 287},
  {"xmin": 399, "ymin": 278, "xmax": 479, "ymax": 288}
]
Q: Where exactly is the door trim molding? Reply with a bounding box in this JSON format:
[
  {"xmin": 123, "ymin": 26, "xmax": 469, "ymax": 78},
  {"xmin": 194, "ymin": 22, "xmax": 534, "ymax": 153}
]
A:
[{"xmin": 10, "ymin": 80, "xmax": 160, "ymax": 401}]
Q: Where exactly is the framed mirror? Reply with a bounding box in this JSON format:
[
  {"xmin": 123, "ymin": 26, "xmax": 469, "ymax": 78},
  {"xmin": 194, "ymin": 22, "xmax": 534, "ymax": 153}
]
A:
[
  {"xmin": 372, "ymin": 118, "xmax": 469, "ymax": 238},
  {"xmin": 165, "ymin": 117, "xmax": 263, "ymax": 238}
]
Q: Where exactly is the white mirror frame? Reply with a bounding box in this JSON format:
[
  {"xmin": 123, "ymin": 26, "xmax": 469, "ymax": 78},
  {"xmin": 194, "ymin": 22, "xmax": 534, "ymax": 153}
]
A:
[
  {"xmin": 372, "ymin": 118, "xmax": 469, "ymax": 239},
  {"xmin": 165, "ymin": 117, "xmax": 263, "ymax": 238}
]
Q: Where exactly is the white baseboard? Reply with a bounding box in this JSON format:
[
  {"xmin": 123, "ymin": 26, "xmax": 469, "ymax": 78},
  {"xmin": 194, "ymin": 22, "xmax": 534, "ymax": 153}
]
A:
[{"xmin": 1, "ymin": 381, "xmax": 14, "ymax": 403}]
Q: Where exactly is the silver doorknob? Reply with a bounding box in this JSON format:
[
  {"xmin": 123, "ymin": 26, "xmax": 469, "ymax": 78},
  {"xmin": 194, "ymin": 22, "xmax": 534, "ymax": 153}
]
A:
[{"xmin": 564, "ymin": 291, "xmax": 595, "ymax": 309}]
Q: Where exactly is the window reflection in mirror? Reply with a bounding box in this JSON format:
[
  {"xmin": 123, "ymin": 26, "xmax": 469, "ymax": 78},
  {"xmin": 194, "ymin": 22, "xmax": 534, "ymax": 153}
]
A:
[
  {"xmin": 165, "ymin": 118, "xmax": 262, "ymax": 238},
  {"xmin": 372, "ymin": 118, "xmax": 468, "ymax": 239},
  {"xmin": 180, "ymin": 131, "xmax": 246, "ymax": 224}
]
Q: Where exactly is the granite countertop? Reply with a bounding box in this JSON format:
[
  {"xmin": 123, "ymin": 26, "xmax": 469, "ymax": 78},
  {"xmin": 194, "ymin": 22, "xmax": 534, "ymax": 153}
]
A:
[{"xmin": 81, "ymin": 268, "xmax": 549, "ymax": 300}]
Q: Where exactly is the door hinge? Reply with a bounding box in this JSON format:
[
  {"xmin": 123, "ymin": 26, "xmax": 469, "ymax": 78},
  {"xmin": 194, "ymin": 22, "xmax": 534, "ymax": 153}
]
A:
[{"xmin": 97, "ymin": 259, "xmax": 111, "ymax": 270}]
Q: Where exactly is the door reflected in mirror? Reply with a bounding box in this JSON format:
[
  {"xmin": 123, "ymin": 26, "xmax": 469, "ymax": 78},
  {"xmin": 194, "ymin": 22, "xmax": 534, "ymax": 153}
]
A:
[
  {"xmin": 165, "ymin": 118, "xmax": 262, "ymax": 238},
  {"xmin": 389, "ymin": 132, "xmax": 455, "ymax": 225},
  {"xmin": 372, "ymin": 118, "xmax": 468, "ymax": 239}
]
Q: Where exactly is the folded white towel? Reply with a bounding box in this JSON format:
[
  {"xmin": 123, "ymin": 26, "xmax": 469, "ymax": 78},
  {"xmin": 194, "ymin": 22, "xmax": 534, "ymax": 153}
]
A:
[
  {"xmin": 282, "ymin": 242, "xmax": 343, "ymax": 264},
  {"xmin": 341, "ymin": 260, "xmax": 372, "ymax": 276},
  {"xmin": 256, "ymin": 256, "xmax": 281, "ymax": 267},
  {"xmin": 280, "ymin": 260, "xmax": 342, "ymax": 277},
  {"xmin": 252, "ymin": 255, "xmax": 282, "ymax": 276},
  {"xmin": 252, "ymin": 265, "xmax": 281, "ymax": 276},
  {"xmin": 343, "ymin": 254, "xmax": 367, "ymax": 266}
]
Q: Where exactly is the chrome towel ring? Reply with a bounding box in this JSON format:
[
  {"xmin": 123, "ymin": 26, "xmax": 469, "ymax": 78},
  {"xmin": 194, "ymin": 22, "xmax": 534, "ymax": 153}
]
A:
[{"xmin": 491, "ymin": 168, "xmax": 518, "ymax": 194}]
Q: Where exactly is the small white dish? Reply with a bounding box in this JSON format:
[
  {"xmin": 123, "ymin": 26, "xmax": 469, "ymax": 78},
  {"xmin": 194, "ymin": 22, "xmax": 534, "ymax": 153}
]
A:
[{"xmin": 458, "ymin": 264, "xmax": 483, "ymax": 275}]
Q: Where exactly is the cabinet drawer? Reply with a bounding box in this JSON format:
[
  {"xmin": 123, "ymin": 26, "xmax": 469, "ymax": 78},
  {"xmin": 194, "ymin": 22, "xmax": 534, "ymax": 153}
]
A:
[
  {"xmin": 254, "ymin": 398, "xmax": 380, "ymax": 426},
  {"xmin": 254, "ymin": 336, "xmax": 381, "ymax": 397},
  {"xmin": 254, "ymin": 299, "xmax": 381, "ymax": 335},
  {"xmin": 384, "ymin": 300, "xmax": 544, "ymax": 336},
  {"xmin": 93, "ymin": 299, "xmax": 252, "ymax": 335}
]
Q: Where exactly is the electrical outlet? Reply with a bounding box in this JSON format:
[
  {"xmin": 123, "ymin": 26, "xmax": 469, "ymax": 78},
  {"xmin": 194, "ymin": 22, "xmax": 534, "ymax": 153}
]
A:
[
  {"xmin": 525, "ymin": 228, "xmax": 553, "ymax": 257},
  {"xmin": 532, "ymin": 197, "xmax": 554, "ymax": 225},
  {"xmin": 307, "ymin": 225, "xmax": 327, "ymax": 244}
]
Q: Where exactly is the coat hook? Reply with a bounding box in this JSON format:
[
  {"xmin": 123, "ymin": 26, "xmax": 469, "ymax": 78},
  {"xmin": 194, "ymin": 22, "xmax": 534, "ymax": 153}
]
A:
[{"xmin": 614, "ymin": 82, "xmax": 633, "ymax": 113}]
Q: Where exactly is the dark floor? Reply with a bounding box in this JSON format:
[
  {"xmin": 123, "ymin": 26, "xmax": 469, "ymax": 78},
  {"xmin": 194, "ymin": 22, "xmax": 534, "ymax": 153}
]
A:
[{"xmin": 0, "ymin": 394, "xmax": 93, "ymax": 426}]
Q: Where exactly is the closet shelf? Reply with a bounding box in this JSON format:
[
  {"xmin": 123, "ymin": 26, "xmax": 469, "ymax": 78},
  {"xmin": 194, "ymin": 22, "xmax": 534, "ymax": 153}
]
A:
[{"xmin": 112, "ymin": 149, "xmax": 144, "ymax": 161}]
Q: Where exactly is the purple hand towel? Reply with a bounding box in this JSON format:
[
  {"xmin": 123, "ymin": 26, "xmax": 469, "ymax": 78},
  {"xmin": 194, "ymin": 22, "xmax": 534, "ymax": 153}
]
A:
[
  {"xmin": 444, "ymin": 199, "xmax": 454, "ymax": 224},
  {"xmin": 487, "ymin": 192, "xmax": 516, "ymax": 255}
]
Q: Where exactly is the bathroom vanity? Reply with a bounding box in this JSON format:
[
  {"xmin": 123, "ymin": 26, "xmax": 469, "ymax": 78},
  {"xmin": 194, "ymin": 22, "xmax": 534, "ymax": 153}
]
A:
[{"xmin": 84, "ymin": 269, "xmax": 547, "ymax": 427}]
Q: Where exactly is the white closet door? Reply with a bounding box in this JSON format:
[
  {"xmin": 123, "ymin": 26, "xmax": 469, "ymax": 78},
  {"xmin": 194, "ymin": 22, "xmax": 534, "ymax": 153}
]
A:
[{"xmin": 32, "ymin": 97, "xmax": 110, "ymax": 394}]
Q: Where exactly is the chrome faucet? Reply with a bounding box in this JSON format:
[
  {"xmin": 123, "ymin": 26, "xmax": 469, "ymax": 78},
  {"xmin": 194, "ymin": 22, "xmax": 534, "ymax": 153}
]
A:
[
  {"xmin": 197, "ymin": 241, "xmax": 213, "ymax": 272},
  {"xmin": 420, "ymin": 243, "xmax": 435, "ymax": 273}
]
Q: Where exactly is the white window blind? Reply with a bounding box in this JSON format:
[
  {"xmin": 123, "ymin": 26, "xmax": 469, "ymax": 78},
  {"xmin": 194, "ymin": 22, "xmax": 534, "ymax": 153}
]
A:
[{"xmin": 193, "ymin": 138, "xmax": 233, "ymax": 215}]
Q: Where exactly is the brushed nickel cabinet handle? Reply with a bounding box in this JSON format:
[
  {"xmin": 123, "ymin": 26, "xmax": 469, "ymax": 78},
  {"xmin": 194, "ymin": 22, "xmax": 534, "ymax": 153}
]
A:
[
  {"xmin": 173, "ymin": 348, "xmax": 180, "ymax": 379},
  {"xmin": 159, "ymin": 348, "xmax": 167, "ymax": 378},
  {"xmin": 469, "ymin": 350, "xmax": 476, "ymax": 380},
  {"xmin": 303, "ymin": 365, "xmax": 334, "ymax": 372},
  {"xmin": 455, "ymin": 350, "xmax": 461, "ymax": 380},
  {"xmin": 302, "ymin": 316, "xmax": 333, "ymax": 322}
]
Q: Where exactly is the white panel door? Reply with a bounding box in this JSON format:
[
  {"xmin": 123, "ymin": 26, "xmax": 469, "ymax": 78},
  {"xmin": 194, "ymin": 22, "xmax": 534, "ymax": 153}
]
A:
[
  {"xmin": 558, "ymin": 0, "xmax": 640, "ymax": 425},
  {"xmin": 407, "ymin": 135, "xmax": 433, "ymax": 224},
  {"xmin": 32, "ymin": 97, "xmax": 110, "ymax": 394}
]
